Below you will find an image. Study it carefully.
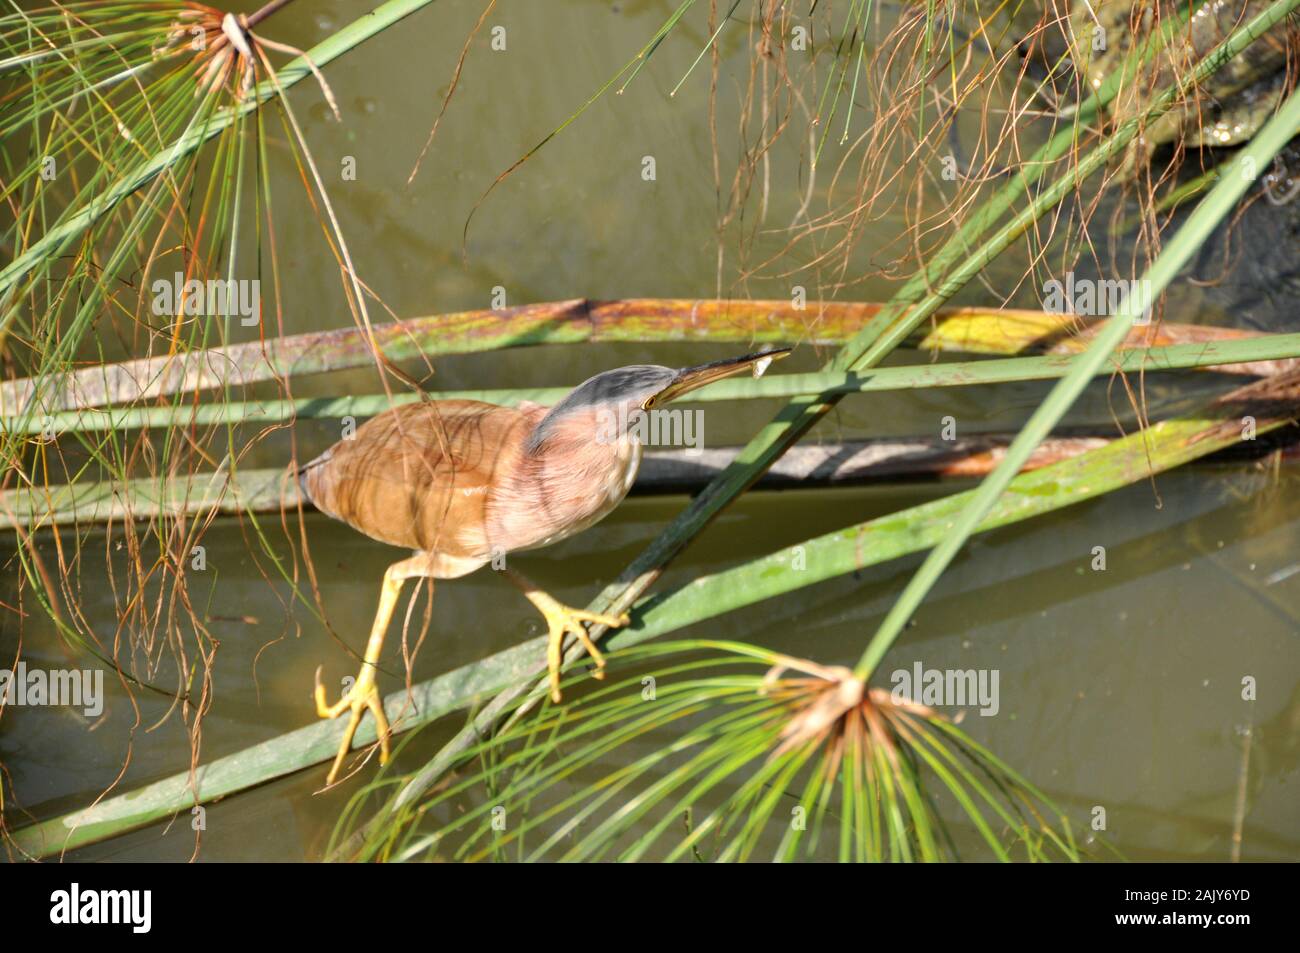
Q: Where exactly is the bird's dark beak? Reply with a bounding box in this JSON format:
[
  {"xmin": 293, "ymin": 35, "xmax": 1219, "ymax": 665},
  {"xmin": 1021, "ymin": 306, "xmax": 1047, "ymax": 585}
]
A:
[{"xmin": 644, "ymin": 347, "xmax": 793, "ymax": 408}]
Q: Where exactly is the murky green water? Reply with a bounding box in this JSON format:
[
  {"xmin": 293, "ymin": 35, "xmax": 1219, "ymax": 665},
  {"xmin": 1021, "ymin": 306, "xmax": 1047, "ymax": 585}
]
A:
[{"xmin": 3, "ymin": 0, "xmax": 1298, "ymax": 861}]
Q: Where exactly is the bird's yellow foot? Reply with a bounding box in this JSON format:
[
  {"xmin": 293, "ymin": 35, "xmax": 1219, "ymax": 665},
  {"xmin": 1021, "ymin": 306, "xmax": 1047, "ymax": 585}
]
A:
[
  {"xmin": 314, "ymin": 664, "xmax": 391, "ymax": 785},
  {"xmin": 537, "ymin": 599, "xmax": 629, "ymax": 704}
]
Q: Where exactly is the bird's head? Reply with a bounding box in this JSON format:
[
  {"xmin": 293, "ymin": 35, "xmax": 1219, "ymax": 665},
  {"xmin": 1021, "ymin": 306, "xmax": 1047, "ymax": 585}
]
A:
[{"xmin": 525, "ymin": 347, "xmax": 791, "ymax": 453}]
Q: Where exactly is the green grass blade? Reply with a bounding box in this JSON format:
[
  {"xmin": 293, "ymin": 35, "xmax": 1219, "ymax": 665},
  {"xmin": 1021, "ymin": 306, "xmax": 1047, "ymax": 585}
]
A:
[{"xmin": 855, "ymin": 80, "xmax": 1300, "ymax": 678}]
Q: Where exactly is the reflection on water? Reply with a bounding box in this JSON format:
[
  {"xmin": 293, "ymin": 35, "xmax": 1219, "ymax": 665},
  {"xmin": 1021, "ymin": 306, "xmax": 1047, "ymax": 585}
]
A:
[{"xmin": 2, "ymin": 0, "xmax": 1298, "ymax": 861}]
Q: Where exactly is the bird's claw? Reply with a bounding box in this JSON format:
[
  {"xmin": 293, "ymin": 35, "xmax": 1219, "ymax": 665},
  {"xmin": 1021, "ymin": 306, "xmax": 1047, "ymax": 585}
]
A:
[
  {"xmin": 315, "ymin": 664, "xmax": 391, "ymax": 785},
  {"xmin": 542, "ymin": 604, "xmax": 630, "ymax": 704}
]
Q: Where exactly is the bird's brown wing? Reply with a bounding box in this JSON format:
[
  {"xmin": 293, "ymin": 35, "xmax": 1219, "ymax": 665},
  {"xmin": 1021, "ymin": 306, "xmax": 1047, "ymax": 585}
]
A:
[{"xmin": 300, "ymin": 399, "xmax": 535, "ymax": 557}]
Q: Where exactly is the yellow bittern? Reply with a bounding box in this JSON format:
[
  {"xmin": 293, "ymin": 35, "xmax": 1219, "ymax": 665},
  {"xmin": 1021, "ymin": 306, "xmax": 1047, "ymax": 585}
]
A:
[{"xmin": 299, "ymin": 347, "xmax": 790, "ymax": 782}]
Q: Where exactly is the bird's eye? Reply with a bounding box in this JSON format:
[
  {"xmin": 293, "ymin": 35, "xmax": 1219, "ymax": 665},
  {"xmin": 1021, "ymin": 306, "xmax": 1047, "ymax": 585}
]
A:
[{"xmin": 642, "ymin": 396, "xmax": 657, "ymax": 410}]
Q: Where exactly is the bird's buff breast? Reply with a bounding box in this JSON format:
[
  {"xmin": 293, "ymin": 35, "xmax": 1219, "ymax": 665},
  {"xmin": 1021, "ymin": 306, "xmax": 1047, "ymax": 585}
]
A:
[{"xmin": 493, "ymin": 439, "xmax": 643, "ymax": 553}]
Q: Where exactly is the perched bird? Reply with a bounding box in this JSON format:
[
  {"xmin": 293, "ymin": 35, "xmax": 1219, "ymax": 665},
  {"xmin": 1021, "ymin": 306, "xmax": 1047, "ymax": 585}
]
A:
[{"xmin": 299, "ymin": 347, "xmax": 790, "ymax": 783}]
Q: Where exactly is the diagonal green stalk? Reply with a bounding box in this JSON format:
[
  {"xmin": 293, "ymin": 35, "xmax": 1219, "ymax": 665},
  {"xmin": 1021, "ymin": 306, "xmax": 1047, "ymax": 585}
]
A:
[
  {"xmin": 585, "ymin": 0, "xmax": 1299, "ymax": 626},
  {"xmin": 10, "ymin": 0, "xmax": 1298, "ymax": 861},
  {"xmin": 854, "ymin": 81, "xmax": 1300, "ymax": 679},
  {"xmin": 393, "ymin": 0, "xmax": 1300, "ymax": 806},
  {"xmin": 17, "ymin": 363, "xmax": 1293, "ymax": 859}
]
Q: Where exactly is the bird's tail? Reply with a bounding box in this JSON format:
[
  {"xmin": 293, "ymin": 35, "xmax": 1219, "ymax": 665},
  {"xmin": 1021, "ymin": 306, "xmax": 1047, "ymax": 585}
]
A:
[{"xmin": 295, "ymin": 448, "xmax": 332, "ymax": 505}]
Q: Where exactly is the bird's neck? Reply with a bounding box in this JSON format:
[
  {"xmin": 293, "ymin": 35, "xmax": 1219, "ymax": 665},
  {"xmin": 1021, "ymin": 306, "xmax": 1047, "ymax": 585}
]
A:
[{"xmin": 522, "ymin": 407, "xmax": 641, "ymax": 480}]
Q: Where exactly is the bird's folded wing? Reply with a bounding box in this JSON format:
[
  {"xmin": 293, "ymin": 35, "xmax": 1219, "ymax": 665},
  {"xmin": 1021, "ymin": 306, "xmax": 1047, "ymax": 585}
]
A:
[{"xmin": 301, "ymin": 399, "xmax": 533, "ymax": 555}]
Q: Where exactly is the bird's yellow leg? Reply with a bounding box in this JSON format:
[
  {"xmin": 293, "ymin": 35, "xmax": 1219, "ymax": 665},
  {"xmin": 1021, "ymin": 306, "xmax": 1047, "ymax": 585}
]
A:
[
  {"xmin": 315, "ymin": 556, "xmax": 429, "ymax": 784},
  {"xmin": 505, "ymin": 568, "xmax": 629, "ymax": 703}
]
